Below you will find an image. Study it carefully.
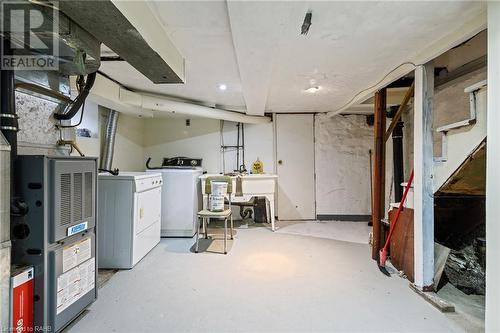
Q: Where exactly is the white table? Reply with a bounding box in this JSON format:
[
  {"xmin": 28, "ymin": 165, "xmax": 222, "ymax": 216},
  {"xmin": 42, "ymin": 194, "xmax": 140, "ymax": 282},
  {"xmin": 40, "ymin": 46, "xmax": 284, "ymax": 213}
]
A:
[{"xmin": 200, "ymin": 174, "xmax": 278, "ymax": 231}]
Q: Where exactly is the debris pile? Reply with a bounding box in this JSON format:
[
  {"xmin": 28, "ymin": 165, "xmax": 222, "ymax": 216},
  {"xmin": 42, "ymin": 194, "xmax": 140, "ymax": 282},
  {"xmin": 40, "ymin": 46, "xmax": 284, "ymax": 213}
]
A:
[{"xmin": 444, "ymin": 242, "xmax": 485, "ymax": 295}]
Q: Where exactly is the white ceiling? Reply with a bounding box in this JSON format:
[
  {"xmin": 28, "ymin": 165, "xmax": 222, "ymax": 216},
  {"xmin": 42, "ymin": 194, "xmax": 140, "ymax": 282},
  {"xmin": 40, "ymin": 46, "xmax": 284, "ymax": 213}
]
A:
[
  {"xmin": 99, "ymin": 1, "xmax": 486, "ymax": 116},
  {"xmin": 101, "ymin": 0, "xmax": 245, "ymax": 111}
]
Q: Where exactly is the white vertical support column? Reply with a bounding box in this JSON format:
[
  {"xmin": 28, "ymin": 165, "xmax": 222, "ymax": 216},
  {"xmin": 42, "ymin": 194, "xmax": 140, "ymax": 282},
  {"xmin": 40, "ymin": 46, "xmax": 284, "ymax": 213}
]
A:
[
  {"xmin": 413, "ymin": 62, "xmax": 435, "ymax": 290},
  {"xmin": 486, "ymin": 3, "xmax": 500, "ymax": 331}
]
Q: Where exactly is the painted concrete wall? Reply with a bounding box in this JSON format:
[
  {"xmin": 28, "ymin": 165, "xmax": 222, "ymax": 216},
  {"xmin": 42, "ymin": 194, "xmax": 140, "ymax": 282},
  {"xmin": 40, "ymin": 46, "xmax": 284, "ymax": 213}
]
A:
[
  {"xmin": 315, "ymin": 114, "xmax": 372, "ymax": 215},
  {"xmin": 143, "ymin": 116, "xmax": 274, "ymax": 174},
  {"xmin": 143, "ymin": 117, "xmax": 221, "ymax": 171}
]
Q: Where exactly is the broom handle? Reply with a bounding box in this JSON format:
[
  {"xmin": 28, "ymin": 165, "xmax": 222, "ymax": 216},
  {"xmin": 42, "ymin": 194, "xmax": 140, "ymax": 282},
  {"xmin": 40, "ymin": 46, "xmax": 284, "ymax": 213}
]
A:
[{"xmin": 382, "ymin": 169, "xmax": 414, "ymax": 250}]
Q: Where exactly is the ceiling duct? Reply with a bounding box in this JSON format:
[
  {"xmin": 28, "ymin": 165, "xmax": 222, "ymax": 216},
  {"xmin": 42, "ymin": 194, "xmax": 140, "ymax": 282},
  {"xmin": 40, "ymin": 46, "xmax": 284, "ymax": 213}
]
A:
[
  {"xmin": 59, "ymin": 0, "xmax": 185, "ymax": 84},
  {"xmin": 120, "ymin": 88, "xmax": 271, "ymax": 124}
]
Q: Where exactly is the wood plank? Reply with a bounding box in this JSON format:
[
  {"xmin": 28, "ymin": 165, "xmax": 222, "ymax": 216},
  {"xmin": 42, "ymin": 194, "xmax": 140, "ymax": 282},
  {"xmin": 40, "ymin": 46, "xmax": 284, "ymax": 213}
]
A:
[
  {"xmin": 438, "ymin": 140, "xmax": 486, "ymax": 195},
  {"xmin": 389, "ymin": 208, "xmax": 414, "ymax": 282},
  {"xmin": 372, "ymin": 88, "xmax": 386, "ymax": 259},
  {"xmin": 434, "ymin": 243, "xmax": 450, "ymax": 291},
  {"xmin": 409, "ymin": 283, "xmax": 455, "ymax": 313},
  {"xmin": 385, "ymin": 82, "xmax": 414, "ymax": 142}
]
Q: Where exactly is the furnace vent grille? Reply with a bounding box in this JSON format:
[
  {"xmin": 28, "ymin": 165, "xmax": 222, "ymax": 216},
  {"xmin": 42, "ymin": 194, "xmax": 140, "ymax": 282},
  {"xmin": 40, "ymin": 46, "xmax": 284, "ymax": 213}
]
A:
[
  {"xmin": 73, "ymin": 173, "xmax": 83, "ymax": 221},
  {"xmin": 84, "ymin": 172, "xmax": 93, "ymax": 219},
  {"xmin": 60, "ymin": 173, "xmax": 72, "ymax": 226}
]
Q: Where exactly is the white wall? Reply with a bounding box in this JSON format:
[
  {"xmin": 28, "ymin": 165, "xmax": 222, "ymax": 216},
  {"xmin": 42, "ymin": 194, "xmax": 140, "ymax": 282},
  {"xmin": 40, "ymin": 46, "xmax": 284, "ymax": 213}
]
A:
[
  {"xmin": 486, "ymin": 3, "xmax": 500, "ymax": 330},
  {"xmin": 112, "ymin": 111, "xmax": 145, "ymax": 171},
  {"xmin": 74, "ymin": 102, "xmax": 145, "ymax": 172},
  {"xmin": 143, "ymin": 116, "xmax": 274, "ymax": 174}
]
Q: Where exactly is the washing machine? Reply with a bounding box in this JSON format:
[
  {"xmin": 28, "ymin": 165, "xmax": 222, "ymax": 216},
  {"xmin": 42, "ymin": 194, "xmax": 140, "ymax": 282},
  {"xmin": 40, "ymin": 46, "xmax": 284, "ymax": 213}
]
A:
[
  {"xmin": 98, "ymin": 172, "xmax": 162, "ymax": 269},
  {"xmin": 147, "ymin": 167, "xmax": 203, "ymax": 237}
]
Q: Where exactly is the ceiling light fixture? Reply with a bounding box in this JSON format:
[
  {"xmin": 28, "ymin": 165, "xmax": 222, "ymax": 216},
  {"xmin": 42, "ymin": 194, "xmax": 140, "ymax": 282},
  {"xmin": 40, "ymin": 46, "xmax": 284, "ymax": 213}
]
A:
[
  {"xmin": 218, "ymin": 84, "xmax": 227, "ymax": 91},
  {"xmin": 305, "ymin": 86, "xmax": 321, "ymax": 93}
]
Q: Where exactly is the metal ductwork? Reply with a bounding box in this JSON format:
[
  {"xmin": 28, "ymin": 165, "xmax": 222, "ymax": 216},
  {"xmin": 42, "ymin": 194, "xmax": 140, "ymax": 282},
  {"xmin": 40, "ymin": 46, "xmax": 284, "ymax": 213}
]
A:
[
  {"xmin": 2, "ymin": 1, "xmax": 100, "ymax": 75},
  {"xmin": 100, "ymin": 110, "xmax": 119, "ymax": 171},
  {"xmin": 59, "ymin": 0, "xmax": 185, "ymax": 84}
]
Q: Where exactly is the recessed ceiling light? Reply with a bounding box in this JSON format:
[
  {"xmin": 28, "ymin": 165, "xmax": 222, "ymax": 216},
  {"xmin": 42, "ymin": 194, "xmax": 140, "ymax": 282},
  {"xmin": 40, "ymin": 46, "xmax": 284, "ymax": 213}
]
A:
[
  {"xmin": 218, "ymin": 84, "xmax": 227, "ymax": 91},
  {"xmin": 305, "ymin": 86, "xmax": 321, "ymax": 93}
]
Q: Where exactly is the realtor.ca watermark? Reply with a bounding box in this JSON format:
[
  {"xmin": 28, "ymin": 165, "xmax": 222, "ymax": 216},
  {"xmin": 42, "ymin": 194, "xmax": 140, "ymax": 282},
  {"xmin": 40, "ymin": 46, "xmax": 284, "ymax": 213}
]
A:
[{"xmin": 1, "ymin": 0, "xmax": 59, "ymax": 70}]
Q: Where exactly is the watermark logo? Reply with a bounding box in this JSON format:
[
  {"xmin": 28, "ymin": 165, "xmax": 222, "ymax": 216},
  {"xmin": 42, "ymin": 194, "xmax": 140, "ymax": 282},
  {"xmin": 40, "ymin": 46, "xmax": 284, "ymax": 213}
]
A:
[{"xmin": 1, "ymin": 0, "xmax": 59, "ymax": 70}]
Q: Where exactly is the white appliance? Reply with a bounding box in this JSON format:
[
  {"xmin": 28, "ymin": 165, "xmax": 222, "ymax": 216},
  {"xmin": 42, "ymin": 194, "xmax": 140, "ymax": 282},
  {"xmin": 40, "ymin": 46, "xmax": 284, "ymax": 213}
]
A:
[
  {"xmin": 147, "ymin": 167, "xmax": 203, "ymax": 237},
  {"xmin": 98, "ymin": 172, "xmax": 162, "ymax": 269}
]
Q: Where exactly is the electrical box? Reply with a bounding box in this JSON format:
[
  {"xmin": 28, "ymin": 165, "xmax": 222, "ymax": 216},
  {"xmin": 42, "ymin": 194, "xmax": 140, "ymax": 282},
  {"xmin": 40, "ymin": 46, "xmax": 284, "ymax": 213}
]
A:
[{"xmin": 11, "ymin": 156, "xmax": 97, "ymax": 332}]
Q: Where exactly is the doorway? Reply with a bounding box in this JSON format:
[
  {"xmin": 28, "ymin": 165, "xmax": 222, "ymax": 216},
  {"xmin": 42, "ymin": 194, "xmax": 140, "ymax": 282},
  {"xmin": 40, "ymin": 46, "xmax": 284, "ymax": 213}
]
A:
[{"xmin": 275, "ymin": 114, "xmax": 315, "ymax": 220}]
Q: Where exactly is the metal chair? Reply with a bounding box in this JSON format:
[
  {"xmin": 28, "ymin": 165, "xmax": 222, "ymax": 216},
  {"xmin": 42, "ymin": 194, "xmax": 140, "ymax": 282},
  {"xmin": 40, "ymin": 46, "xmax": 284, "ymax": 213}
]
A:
[{"xmin": 195, "ymin": 176, "xmax": 234, "ymax": 254}]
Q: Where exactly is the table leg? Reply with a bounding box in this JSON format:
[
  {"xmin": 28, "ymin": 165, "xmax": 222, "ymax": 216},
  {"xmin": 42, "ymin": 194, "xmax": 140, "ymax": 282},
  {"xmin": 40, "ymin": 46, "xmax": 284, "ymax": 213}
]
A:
[
  {"xmin": 269, "ymin": 197, "xmax": 276, "ymax": 231},
  {"xmin": 265, "ymin": 197, "xmax": 270, "ymax": 225},
  {"xmin": 195, "ymin": 216, "xmax": 200, "ymax": 253},
  {"xmin": 203, "ymin": 194, "xmax": 208, "ymax": 210},
  {"xmin": 224, "ymin": 218, "xmax": 228, "ymax": 255}
]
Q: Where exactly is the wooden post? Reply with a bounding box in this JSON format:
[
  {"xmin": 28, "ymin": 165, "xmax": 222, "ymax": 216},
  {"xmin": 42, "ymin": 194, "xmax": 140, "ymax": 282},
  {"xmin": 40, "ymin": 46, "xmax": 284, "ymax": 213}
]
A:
[
  {"xmin": 486, "ymin": 2, "xmax": 500, "ymax": 331},
  {"xmin": 413, "ymin": 63, "xmax": 434, "ymax": 290},
  {"xmin": 372, "ymin": 88, "xmax": 386, "ymax": 260}
]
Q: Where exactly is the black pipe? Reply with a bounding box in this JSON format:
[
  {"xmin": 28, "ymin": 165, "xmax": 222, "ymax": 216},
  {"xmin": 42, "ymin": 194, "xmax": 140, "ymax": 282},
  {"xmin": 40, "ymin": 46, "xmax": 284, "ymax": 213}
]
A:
[
  {"xmin": 236, "ymin": 122, "xmax": 240, "ymax": 171},
  {"xmin": 145, "ymin": 157, "xmax": 164, "ymax": 170},
  {"xmin": 392, "ymin": 121, "xmax": 404, "ymax": 202},
  {"xmin": 0, "ymin": 38, "xmax": 18, "ymax": 195},
  {"xmin": 53, "ymin": 72, "xmax": 96, "ymax": 121},
  {"xmin": 0, "ymin": 38, "xmax": 29, "ymax": 223},
  {"xmin": 241, "ymin": 123, "xmax": 245, "ymax": 171}
]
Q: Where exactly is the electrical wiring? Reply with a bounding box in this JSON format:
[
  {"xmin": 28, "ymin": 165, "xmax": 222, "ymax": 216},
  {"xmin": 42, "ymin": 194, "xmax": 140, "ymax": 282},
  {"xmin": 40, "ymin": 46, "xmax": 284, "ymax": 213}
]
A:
[{"xmin": 330, "ymin": 61, "xmax": 419, "ymax": 115}]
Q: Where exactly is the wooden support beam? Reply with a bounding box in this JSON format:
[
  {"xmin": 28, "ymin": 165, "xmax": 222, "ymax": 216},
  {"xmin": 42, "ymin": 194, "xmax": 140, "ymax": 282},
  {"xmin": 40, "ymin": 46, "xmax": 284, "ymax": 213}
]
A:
[
  {"xmin": 371, "ymin": 88, "xmax": 386, "ymax": 260},
  {"xmin": 486, "ymin": 2, "xmax": 500, "ymax": 331},
  {"xmin": 385, "ymin": 82, "xmax": 414, "ymax": 142},
  {"xmin": 413, "ymin": 63, "xmax": 434, "ymax": 290}
]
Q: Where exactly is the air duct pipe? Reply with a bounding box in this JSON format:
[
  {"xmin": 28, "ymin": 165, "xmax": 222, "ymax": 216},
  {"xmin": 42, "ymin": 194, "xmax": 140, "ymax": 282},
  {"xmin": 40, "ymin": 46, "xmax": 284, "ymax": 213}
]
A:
[
  {"xmin": 119, "ymin": 88, "xmax": 271, "ymax": 124},
  {"xmin": 100, "ymin": 110, "xmax": 119, "ymax": 171}
]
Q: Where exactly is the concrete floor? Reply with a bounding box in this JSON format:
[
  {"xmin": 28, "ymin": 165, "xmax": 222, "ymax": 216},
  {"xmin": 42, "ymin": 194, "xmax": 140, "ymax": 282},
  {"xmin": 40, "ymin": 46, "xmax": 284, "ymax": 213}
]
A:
[
  {"xmin": 68, "ymin": 222, "xmax": 469, "ymax": 333},
  {"xmin": 277, "ymin": 220, "xmax": 371, "ymax": 244}
]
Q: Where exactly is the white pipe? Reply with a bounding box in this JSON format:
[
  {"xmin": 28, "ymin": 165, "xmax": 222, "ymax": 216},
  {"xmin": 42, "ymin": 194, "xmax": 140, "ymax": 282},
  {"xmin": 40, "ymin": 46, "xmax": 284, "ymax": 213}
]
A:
[{"xmin": 119, "ymin": 88, "xmax": 271, "ymax": 124}]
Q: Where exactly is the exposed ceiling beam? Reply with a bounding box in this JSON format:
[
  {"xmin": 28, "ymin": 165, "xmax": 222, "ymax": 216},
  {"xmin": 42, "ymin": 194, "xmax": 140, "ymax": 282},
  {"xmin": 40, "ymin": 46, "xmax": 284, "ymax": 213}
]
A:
[
  {"xmin": 110, "ymin": 0, "xmax": 185, "ymax": 83},
  {"xmin": 226, "ymin": 2, "xmax": 292, "ymax": 115},
  {"xmin": 60, "ymin": 0, "xmax": 185, "ymax": 84}
]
